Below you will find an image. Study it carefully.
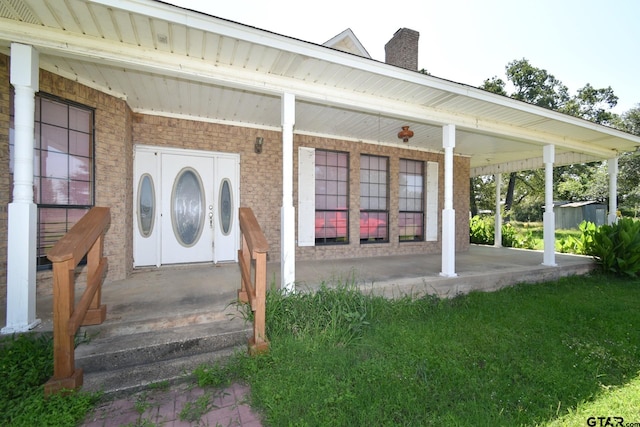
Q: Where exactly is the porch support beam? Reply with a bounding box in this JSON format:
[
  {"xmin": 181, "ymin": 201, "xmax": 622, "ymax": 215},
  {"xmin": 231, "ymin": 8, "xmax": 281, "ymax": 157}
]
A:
[
  {"xmin": 281, "ymin": 93, "xmax": 296, "ymax": 293},
  {"xmin": 494, "ymin": 173, "xmax": 502, "ymax": 248},
  {"xmin": 608, "ymin": 157, "xmax": 618, "ymax": 225},
  {"xmin": 542, "ymin": 145, "xmax": 557, "ymax": 267},
  {"xmin": 0, "ymin": 20, "xmax": 625, "ymax": 160},
  {"xmin": 3, "ymin": 43, "xmax": 40, "ymax": 334},
  {"xmin": 440, "ymin": 124, "xmax": 457, "ymax": 277}
]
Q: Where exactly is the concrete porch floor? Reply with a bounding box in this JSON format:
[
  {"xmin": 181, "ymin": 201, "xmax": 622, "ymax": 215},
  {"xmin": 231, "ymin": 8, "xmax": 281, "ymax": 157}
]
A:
[{"xmin": 1, "ymin": 245, "xmax": 596, "ymax": 335}]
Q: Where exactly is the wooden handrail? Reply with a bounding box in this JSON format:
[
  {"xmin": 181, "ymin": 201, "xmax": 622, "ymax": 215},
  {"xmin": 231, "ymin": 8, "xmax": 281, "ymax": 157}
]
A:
[
  {"xmin": 44, "ymin": 207, "xmax": 110, "ymax": 396},
  {"xmin": 237, "ymin": 207, "xmax": 269, "ymax": 354}
]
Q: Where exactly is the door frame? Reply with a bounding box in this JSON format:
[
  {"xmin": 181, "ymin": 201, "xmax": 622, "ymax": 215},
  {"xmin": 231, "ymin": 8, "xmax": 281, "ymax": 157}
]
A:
[{"xmin": 133, "ymin": 144, "xmax": 240, "ymax": 268}]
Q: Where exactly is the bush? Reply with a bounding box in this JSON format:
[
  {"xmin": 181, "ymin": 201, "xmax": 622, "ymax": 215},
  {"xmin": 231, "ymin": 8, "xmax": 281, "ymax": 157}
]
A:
[
  {"xmin": 501, "ymin": 223, "xmax": 537, "ymax": 249},
  {"xmin": 589, "ymin": 218, "xmax": 640, "ymax": 277},
  {"xmin": 557, "ymin": 221, "xmax": 597, "ymax": 255},
  {"xmin": 469, "ymin": 215, "xmax": 494, "ymax": 245}
]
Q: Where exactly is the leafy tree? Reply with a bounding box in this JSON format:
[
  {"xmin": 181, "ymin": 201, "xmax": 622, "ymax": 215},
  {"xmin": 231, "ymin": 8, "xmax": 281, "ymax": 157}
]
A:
[
  {"xmin": 561, "ymin": 83, "xmax": 618, "ymax": 125},
  {"xmin": 474, "ymin": 58, "xmax": 633, "ymax": 221},
  {"xmin": 480, "ymin": 76, "xmax": 507, "ymax": 96},
  {"xmin": 505, "ymin": 58, "xmax": 570, "ymax": 110}
]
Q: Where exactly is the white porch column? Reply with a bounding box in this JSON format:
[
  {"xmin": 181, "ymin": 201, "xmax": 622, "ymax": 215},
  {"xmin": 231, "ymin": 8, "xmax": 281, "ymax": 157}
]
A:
[
  {"xmin": 280, "ymin": 93, "xmax": 296, "ymax": 293},
  {"xmin": 494, "ymin": 173, "xmax": 502, "ymax": 248},
  {"xmin": 542, "ymin": 144, "xmax": 557, "ymax": 267},
  {"xmin": 3, "ymin": 44, "xmax": 40, "ymax": 334},
  {"xmin": 440, "ymin": 124, "xmax": 457, "ymax": 277},
  {"xmin": 608, "ymin": 157, "xmax": 618, "ymax": 225}
]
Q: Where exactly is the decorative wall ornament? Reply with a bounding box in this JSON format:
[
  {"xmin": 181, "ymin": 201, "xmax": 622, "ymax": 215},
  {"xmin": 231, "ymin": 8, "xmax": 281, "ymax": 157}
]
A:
[{"xmin": 398, "ymin": 126, "xmax": 414, "ymax": 143}]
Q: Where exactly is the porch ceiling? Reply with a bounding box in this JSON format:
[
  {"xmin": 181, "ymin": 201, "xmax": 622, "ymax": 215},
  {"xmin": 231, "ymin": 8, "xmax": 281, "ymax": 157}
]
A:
[{"xmin": 1, "ymin": 0, "xmax": 639, "ymax": 176}]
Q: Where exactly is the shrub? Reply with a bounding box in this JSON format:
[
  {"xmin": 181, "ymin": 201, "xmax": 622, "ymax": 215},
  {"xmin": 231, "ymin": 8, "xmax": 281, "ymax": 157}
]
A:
[
  {"xmin": 589, "ymin": 218, "xmax": 640, "ymax": 277},
  {"xmin": 501, "ymin": 223, "xmax": 537, "ymax": 249},
  {"xmin": 557, "ymin": 221, "xmax": 597, "ymax": 255},
  {"xmin": 469, "ymin": 215, "xmax": 494, "ymax": 245}
]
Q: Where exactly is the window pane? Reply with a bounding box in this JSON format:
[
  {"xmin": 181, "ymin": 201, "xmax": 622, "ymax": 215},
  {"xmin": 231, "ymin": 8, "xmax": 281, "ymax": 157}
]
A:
[
  {"xmin": 41, "ymin": 151, "xmax": 69, "ymax": 179},
  {"xmin": 172, "ymin": 168, "xmax": 204, "ymax": 247},
  {"xmin": 38, "ymin": 208, "xmax": 67, "ymax": 258},
  {"xmin": 69, "ymin": 181, "xmax": 91, "ymax": 205},
  {"xmin": 33, "ymin": 95, "xmax": 94, "ymax": 267},
  {"xmin": 69, "ymin": 106, "xmax": 91, "ymax": 132},
  {"xmin": 399, "ymin": 212, "xmax": 424, "ymax": 241},
  {"xmin": 399, "ymin": 159, "xmax": 424, "ymax": 242},
  {"xmin": 70, "ymin": 156, "xmax": 90, "ymax": 181},
  {"xmin": 360, "ymin": 154, "xmax": 388, "ymax": 243},
  {"xmin": 315, "ymin": 150, "xmax": 349, "ymax": 244},
  {"xmin": 69, "ymin": 130, "xmax": 90, "ymax": 156},
  {"xmin": 40, "ymin": 178, "xmax": 69, "ymax": 204},
  {"xmin": 41, "ymin": 124, "xmax": 68, "ymax": 152},
  {"xmin": 41, "ymin": 99, "xmax": 68, "ymax": 127}
]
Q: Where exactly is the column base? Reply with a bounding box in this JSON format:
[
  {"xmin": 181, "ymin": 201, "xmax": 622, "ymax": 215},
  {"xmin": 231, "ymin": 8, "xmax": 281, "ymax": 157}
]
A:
[{"xmin": 1, "ymin": 318, "xmax": 41, "ymax": 335}]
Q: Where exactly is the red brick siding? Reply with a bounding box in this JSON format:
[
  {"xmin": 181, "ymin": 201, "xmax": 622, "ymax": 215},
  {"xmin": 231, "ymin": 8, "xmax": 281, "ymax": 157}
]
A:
[{"xmin": 0, "ymin": 62, "xmax": 471, "ymax": 298}]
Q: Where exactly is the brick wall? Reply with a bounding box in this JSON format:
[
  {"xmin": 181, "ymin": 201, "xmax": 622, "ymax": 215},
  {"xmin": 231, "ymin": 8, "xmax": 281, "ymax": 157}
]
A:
[
  {"xmin": 0, "ymin": 62, "xmax": 471, "ymax": 298},
  {"xmin": 133, "ymin": 115, "xmax": 470, "ymax": 264},
  {"xmin": 0, "ymin": 60, "xmax": 133, "ymax": 298},
  {"xmin": 131, "ymin": 114, "xmax": 284, "ymax": 259},
  {"xmin": 294, "ymin": 135, "xmax": 470, "ymax": 261}
]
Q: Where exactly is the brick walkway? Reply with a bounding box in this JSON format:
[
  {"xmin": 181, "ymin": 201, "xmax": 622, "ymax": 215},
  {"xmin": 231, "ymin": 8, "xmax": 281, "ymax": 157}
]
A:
[{"xmin": 82, "ymin": 382, "xmax": 263, "ymax": 426}]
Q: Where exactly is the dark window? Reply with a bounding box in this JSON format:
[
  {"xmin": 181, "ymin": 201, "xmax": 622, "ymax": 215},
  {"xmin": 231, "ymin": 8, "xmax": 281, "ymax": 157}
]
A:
[
  {"xmin": 10, "ymin": 92, "xmax": 95, "ymax": 267},
  {"xmin": 315, "ymin": 150, "xmax": 349, "ymax": 245},
  {"xmin": 399, "ymin": 159, "xmax": 424, "ymax": 241},
  {"xmin": 360, "ymin": 154, "xmax": 388, "ymax": 243}
]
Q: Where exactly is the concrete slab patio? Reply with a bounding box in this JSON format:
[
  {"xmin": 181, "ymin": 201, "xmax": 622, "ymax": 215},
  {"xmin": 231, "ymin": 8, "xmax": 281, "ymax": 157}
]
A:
[{"xmin": 1, "ymin": 245, "xmax": 596, "ymax": 333}]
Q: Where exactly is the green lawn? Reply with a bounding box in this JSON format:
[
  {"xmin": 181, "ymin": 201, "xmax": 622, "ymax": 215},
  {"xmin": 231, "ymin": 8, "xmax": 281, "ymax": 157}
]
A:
[
  {"xmin": 3, "ymin": 274, "xmax": 640, "ymax": 426},
  {"xmin": 207, "ymin": 274, "xmax": 640, "ymax": 426}
]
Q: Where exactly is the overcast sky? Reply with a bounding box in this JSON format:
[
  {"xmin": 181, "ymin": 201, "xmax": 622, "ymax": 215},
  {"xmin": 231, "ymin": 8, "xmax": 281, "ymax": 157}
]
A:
[{"xmin": 165, "ymin": 0, "xmax": 639, "ymax": 114}]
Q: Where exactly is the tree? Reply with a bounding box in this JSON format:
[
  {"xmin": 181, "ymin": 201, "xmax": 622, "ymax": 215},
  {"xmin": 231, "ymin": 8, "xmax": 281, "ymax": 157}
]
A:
[
  {"xmin": 475, "ymin": 58, "xmax": 630, "ymax": 221},
  {"xmin": 561, "ymin": 83, "xmax": 618, "ymax": 126},
  {"xmin": 505, "ymin": 58, "xmax": 570, "ymax": 110}
]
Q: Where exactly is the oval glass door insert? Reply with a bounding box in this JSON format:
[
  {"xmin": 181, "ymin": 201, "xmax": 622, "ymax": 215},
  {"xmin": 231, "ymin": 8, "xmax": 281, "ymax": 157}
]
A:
[
  {"xmin": 219, "ymin": 178, "xmax": 233, "ymax": 235},
  {"xmin": 137, "ymin": 174, "xmax": 155, "ymax": 237},
  {"xmin": 171, "ymin": 168, "xmax": 205, "ymax": 247}
]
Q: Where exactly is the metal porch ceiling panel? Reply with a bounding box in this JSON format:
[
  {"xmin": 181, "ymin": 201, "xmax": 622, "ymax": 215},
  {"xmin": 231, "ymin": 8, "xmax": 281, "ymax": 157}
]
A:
[{"xmin": 1, "ymin": 0, "xmax": 639, "ymax": 172}]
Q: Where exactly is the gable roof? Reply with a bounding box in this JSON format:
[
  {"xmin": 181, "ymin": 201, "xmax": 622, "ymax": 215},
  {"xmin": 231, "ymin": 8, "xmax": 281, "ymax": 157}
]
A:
[
  {"xmin": 323, "ymin": 28, "xmax": 371, "ymax": 58},
  {"xmin": 1, "ymin": 0, "xmax": 638, "ymax": 177}
]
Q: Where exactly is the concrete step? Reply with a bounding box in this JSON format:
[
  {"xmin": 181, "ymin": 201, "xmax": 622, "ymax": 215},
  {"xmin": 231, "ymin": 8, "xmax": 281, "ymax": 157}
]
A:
[
  {"xmin": 81, "ymin": 346, "xmax": 243, "ymax": 398},
  {"xmin": 76, "ymin": 318, "xmax": 252, "ymax": 397}
]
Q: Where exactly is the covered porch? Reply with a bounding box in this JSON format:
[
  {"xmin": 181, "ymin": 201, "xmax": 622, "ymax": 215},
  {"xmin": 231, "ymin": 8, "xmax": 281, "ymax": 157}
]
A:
[
  {"xmin": 1, "ymin": 245, "xmax": 596, "ymax": 335},
  {"xmin": 0, "ymin": 244, "xmax": 597, "ymax": 395}
]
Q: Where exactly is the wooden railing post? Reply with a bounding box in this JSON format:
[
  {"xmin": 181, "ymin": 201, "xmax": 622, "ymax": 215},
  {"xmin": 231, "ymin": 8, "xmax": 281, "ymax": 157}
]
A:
[
  {"xmin": 44, "ymin": 207, "xmax": 110, "ymax": 396},
  {"xmin": 237, "ymin": 207, "xmax": 269, "ymax": 355},
  {"xmin": 44, "ymin": 259, "xmax": 83, "ymax": 394}
]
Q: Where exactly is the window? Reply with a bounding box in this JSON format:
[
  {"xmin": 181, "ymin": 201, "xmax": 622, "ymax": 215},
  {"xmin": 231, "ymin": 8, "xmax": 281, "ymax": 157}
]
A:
[
  {"xmin": 315, "ymin": 150, "xmax": 349, "ymax": 244},
  {"xmin": 399, "ymin": 159, "xmax": 424, "ymax": 241},
  {"xmin": 360, "ymin": 155, "xmax": 388, "ymax": 243},
  {"xmin": 10, "ymin": 92, "xmax": 95, "ymax": 267}
]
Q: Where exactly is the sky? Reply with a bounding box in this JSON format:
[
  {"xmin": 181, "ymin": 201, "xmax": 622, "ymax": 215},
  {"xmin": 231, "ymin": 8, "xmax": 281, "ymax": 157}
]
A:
[{"xmin": 165, "ymin": 0, "xmax": 639, "ymax": 114}]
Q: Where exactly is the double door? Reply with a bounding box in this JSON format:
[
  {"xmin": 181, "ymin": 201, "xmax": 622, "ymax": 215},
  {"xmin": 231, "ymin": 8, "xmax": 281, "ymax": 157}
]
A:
[{"xmin": 133, "ymin": 146, "xmax": 239, "ymax": 267}]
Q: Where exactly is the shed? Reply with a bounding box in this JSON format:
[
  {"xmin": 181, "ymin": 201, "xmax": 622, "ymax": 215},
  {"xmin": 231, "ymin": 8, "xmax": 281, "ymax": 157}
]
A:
[{"xmin": 556, "ymin": 201, "xmax": 607, "ymax": 229}]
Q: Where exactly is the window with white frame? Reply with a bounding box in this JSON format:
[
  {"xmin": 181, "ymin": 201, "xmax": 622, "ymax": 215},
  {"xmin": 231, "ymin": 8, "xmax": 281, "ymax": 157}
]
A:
[
  {"xmin": 360, "ymin": 154, "xmax": 388, "ymax": 243},
  {"xmin": 10, "ymin": 92, "xmax": 95, "ymax": 267},
  {"xmin": 314, "ymin": 150, "xmax": 349, "ymax": 245},
  {"xmin": 399, "ymin": 159, "xmax": 424, "ymax": 241}
]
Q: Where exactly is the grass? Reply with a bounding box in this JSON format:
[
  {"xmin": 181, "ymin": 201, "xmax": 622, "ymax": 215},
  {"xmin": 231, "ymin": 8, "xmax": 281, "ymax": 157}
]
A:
[
  {"xmin": 0, "ymin": 332, "xmax": 100, "ymax": 426},
  {"xmin": 2, "ymin": 274, "xmax": 640, "ymax": 426},
  {"xmin": 197, "ymin": 274, "xmax": 640, "ymax": 426}
]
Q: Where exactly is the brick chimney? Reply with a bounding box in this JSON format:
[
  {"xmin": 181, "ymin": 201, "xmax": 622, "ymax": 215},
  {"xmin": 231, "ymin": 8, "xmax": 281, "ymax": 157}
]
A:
[{"xmin": 384, "ymin": 28, "xmax": 419, "ymax": 71}]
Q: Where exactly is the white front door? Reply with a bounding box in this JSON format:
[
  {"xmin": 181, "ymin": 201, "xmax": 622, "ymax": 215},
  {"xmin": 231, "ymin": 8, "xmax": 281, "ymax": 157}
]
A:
[
  {"xmin": 133, "ymin": 146, "xmax": 239, "ymax": 267},
  {"xmin": 161, "ymin": 153, "xmax": 214, "ymax": 264}
]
